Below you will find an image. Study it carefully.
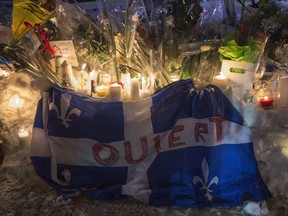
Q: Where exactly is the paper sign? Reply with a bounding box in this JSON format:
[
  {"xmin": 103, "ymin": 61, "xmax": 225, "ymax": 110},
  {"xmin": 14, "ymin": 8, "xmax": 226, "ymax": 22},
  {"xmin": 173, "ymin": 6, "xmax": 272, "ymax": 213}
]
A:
[{"xmin": 49, "ymin": 40, "xmax": 78, "ymax": 66}]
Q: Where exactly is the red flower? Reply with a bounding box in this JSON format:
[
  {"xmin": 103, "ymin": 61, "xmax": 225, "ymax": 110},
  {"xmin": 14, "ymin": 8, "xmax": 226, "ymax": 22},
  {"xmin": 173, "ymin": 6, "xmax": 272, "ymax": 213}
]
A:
[{"xmin": 24, "ymin": 22, "xmax": 33, "ymax": 28}]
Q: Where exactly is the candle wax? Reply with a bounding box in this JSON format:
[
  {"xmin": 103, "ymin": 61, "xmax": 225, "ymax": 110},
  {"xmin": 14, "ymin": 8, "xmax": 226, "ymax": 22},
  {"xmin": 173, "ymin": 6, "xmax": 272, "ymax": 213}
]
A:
[
  {"xmin": 130, "ymin": 78, "xmax": 140, "ymax": 101},
  {"xmin": 212, "ymin": 73, "xmax": 229, "ymax": 90},
  {"xmin": 109, "ymin": 83, "xmax": 122, "ymax": 101}
]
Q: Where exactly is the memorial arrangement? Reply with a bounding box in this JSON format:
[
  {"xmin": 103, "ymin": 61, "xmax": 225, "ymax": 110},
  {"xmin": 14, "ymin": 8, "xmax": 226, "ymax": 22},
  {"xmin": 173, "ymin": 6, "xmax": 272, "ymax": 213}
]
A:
[{"xmin": 1, "ymin": 0, "xmax": 288, "ymax": 214}]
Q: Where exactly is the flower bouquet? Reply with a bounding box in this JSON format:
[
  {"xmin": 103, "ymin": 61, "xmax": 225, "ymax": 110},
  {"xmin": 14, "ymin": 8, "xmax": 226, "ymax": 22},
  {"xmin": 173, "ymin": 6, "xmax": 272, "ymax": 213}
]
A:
[{"xmin": 217, "ymin": 0, "xmax": 262, "ymax": 99}]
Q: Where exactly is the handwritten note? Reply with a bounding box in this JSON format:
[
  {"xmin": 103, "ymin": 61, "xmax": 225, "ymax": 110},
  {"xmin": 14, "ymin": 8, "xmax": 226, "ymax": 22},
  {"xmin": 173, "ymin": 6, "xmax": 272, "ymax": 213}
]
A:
[{"xmin": 49, "ymin": 40, "xmax": 78, "ymax": 66}]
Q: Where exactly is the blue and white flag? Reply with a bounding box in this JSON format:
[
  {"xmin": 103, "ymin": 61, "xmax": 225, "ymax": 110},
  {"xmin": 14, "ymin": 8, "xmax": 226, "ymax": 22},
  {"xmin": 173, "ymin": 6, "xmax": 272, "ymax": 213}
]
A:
[{"xmin": 30, "ymin": 79, "xmax": 271, "ymax": 207}]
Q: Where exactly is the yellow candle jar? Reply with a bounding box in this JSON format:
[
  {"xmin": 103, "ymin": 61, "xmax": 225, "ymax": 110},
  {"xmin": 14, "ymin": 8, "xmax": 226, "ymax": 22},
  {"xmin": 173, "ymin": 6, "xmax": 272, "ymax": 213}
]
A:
[{"xmin": 96, "ymin": 85, "xmax": 109, "ymax": 97}]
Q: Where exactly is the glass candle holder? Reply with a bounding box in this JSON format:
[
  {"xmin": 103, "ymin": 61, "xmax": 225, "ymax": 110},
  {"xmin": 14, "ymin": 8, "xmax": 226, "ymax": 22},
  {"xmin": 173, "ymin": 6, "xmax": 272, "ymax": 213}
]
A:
[{"xmin": 258, "ymin": 89, "xmax": 274, "ymax": 109}]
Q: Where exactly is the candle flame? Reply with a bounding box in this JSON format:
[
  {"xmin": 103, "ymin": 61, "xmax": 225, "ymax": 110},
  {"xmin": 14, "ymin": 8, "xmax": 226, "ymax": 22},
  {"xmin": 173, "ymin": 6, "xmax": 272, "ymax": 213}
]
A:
[
  {"xmin": 81, "ymin": 63, "xmax": 87, "ymax": 70},
  {"xmin": 18, "ymin": 127, "xmax": 29, "ymax": 138},
  {"xmin": 0, "ymin": 69, "xmax": 10, "ymax": 77},
  {"xmin": 9, "ymin": 95, "xmax": 24, "ymax": 108}
]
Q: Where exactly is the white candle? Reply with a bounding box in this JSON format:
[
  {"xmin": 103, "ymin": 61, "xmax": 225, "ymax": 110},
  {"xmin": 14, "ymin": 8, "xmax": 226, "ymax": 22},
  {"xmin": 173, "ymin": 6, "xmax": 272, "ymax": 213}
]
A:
[
  {"xmin": 18, "ymin": 128, "xmax": 30, "ymax": 150},
  {"xmin": 55, "ymin": 56, "xmax": 63, "ymax": 73},
  {"xmin": 0, "ymin": 69, "xmax": 10, "ymax": 78},
  {"xmin": 96, "ymin": 85, "xmax": 109, "ymax": 97},
  {"xmin": 109, "ymin": 83, "xmax": 122, "ymax": 101},
  {"xmin": 61, "ymin": 60, "xmax": 74, "ymax": 86},
  {"xmin": 170, "ymin": 75, "xmax": 180, "ymax": 82},
  {"xmin": 212, "ymin": 73, "xmax": 229, "ymax": 90},
  {"xmin": 89, "ymin": 70, "xmax": 97, "ymax": 93},
  {"xmin": 277, "ymin": 76, "xmax": 288, "ymax": 108},
  {"xmin": 121, "ymin": 72, "xmax": 131, "ymax": 95},
  {"xmin": 81, "ymin": 63, "xmax": 87, "ymax": 91},
  {"xmin": 130, "ymin": 78, "xmax": 140, "ymax": 101},
  {"xmin": 140, "ymin": 77, "xmax": 147, "ymax": 90}
]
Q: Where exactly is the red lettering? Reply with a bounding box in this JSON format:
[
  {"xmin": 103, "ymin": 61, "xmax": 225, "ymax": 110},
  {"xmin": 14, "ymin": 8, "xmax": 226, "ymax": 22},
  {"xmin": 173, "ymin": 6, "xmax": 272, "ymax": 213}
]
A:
[
  {"xmin": 209, "ymin": 117, "xmax": 225, "ymax": 142},
  {"xmin": 195, "ymin": 123, "xmax": 208, "ymax": 142},
  {"xmin": 169, "ymin": 125, "xmax": 185, "ymax": 147},
  {"xmin": 92, "ymin": 142, "xmax": 119, "ymax": 166},
  {"xmin": 124, "ymin": 137, "xmax": 148, "ymax": 164},
  {"xmin": 154, "ymin": 135, "xmax": 161, "ymax": 153}
]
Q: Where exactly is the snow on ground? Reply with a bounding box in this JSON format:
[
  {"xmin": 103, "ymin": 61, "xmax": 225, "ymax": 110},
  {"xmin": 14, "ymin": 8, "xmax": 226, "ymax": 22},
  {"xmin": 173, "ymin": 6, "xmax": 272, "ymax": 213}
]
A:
[{"xmin": 0, "ymin": 72, "xmax": 288, "ymax": 215}]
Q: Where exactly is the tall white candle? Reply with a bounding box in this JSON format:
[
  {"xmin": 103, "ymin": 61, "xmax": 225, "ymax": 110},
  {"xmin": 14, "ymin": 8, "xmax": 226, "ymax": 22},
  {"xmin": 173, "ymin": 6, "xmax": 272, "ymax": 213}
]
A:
[
  {"xmin": 90, "ymin": 70, "xmax": 97, "ymax": 92},
  {"xmin": 81, "ymin": 63, "xmax": 87, "ymax": 91},
  {"xmin": 130, "ymin": 78, "xmax": 140, "ymax": 101},
  {"xmin": 109, "ymin": 83, "xmax": 122, "ymax": 101},
  {"xmin": 61, "ymin": 60, "xmax": 74, "ymax": 86},
  {"xmin": 277, "ymin": 76, "xmax": 288, "ymax": 108},
  {"xmin": 212, "ymin": 73, "xmax": 229, "ymax": 90},
  {"xmin": 121, "ymin": 72, "xmax": 131, "ymax": 95}
]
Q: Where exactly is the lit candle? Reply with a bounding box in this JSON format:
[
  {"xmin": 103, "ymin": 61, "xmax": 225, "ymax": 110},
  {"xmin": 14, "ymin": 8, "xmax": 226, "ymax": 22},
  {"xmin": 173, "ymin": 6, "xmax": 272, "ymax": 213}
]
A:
[
  {"xmin": 81, "ymin": 63, "xmax": 87, "ymax": 91},
  {"xmin": 260, "ymin": 96, "xmax": 273, "ymax": 109},
  {"xmin": 89, "ymin": 70, "xmax": 97, "ymax": 95},
  {"xmin": 109, "ymin": 83, "xmax": 122, "ymax": 101},
  {"xmin": 170, "ymin": 75, "xmax": 180, "ymax": 82},
  {"xmin": 0, "ymin": 69, "xmax": 10, "ymax": 78},
  {"xmin": 121, "ymin": 72, "xmax": 131, "ymax": 95},
  {"xmin": 140, "ymin": 76, "xmax": 147, "ymax": 90},
  {"xmin": 9, "ymin": 94, "xmax": 24, "ymax": 119},
  {"xmin": 96, "ymin": 85, "xmax": 109, "ymax": 97},
  {"xmin": 212, "ymin": 73, "xmax": 229, "ymax": 90},
  {"xmin": 18, "ymin": 127, "xmax": 30, "ymax": 150},
  {"xmin": 130, "ymin": 78, "xmax": 140, "ymax": 101},
  {"xmin": 277, "ymin": 76, "xmax": 288, "ymax": 108}
]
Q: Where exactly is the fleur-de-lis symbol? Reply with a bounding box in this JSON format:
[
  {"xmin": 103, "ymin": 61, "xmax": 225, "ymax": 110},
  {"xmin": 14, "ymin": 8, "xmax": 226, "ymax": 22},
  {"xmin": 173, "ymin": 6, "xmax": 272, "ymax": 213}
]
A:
[
  {"xmin": 193, "ymin": 158, "xmax": 219, "ymax": 201},
  {"xmin": 49, "ymin": 93, "xmax": 81, "ymax": 128}
]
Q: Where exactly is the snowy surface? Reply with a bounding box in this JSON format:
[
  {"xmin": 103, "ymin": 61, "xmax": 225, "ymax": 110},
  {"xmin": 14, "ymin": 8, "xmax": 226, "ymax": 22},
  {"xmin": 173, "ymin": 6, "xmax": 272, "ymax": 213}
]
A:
[{"xmin": 0, "ymin": 72, "xmax": 288, "ymax": 215}]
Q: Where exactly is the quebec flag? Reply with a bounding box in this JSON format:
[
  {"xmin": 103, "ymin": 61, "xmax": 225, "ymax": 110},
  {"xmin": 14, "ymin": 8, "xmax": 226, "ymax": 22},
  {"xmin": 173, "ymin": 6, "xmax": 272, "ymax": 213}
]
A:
[{"xmin": 30, "ymin": 79, "xmax": 271, "ymax": 207}]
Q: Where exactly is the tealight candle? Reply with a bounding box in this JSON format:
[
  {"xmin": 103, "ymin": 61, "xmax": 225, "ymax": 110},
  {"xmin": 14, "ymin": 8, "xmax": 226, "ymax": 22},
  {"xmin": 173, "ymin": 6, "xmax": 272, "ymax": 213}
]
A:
[
  {"xmin": 109, "ymin": 83, "xmax": 122, "ymax": 101},
  {"xmin": 130, "ymin": 78, "xmax": 140, "ymax": 101},
  {"xmin": 212, "ymin": 73, "xmax": 229, "ymax": 90},
  {"xmin": 96, "ymin": 85, "xmax": 108, "ymax": 97},
  {"xmin": 260, "ymin": 96, "xmax": 273, "ymax": 109}
]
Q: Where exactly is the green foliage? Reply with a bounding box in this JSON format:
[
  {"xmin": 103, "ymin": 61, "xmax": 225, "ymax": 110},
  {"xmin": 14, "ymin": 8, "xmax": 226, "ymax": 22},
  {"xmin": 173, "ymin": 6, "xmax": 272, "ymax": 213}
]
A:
[
  {"xmin": 219, "ymin": 32, "xmax": 259, "ymax": 63},
  {"xmin": 75, "ymin": 23, "xmax": 109, "ymax": 61}
]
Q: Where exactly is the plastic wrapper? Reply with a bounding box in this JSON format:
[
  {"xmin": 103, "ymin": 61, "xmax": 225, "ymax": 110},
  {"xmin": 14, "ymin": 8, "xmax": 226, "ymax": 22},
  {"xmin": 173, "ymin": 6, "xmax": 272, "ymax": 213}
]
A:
[{"xmin": 10, "ymin": 0, "xmax": 52, "ymax": 45}]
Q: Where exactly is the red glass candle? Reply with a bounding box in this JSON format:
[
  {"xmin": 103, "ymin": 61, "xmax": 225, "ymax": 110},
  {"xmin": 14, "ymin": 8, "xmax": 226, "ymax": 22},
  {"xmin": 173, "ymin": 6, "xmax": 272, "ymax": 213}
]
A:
[{"xmin": 260, "ymin": 97, "xmax": 273, "ymax": 108}]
